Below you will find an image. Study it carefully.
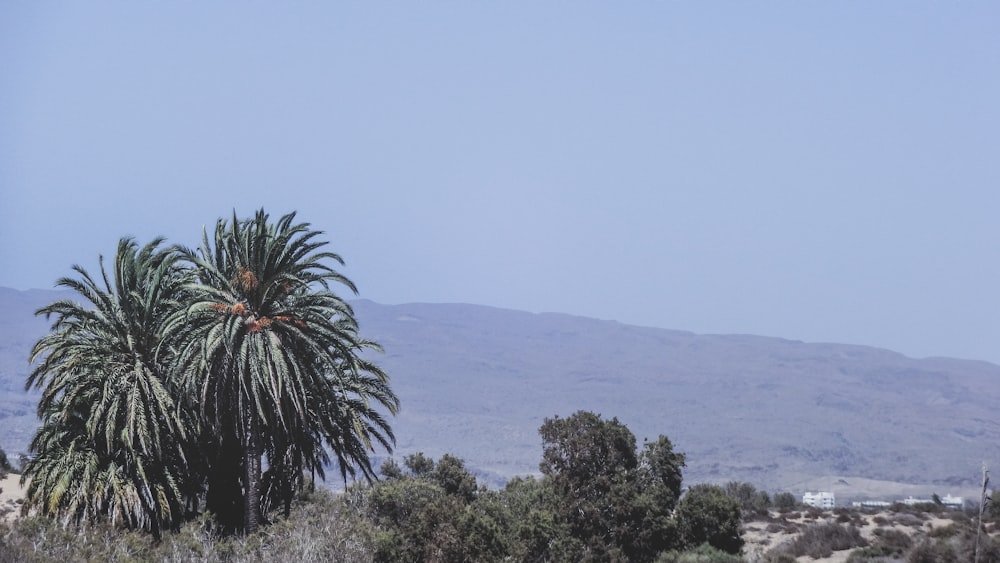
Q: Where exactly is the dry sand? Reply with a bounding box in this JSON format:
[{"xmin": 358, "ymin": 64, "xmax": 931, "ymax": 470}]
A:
[
  {"xmin": 742, "ymin": 509, "xmax": 973, "ymax": 563},
  {"xmin": 0, "ymin": 473, "xmax": 28, "ymax": 522}
]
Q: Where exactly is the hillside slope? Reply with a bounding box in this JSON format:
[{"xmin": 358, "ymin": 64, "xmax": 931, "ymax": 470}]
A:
[
  {"xmin": 350, "ymin": 300, "xmax": 999, "ymax": 498},
  {"xmin": 1, "ymin": 288, "xmax": 997, "ymax": 499}
]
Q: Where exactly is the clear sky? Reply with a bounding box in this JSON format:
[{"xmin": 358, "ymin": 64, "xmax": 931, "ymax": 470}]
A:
[{"xmin": 2, "ymin": 3, "xmax": 998, "ymax": 363}]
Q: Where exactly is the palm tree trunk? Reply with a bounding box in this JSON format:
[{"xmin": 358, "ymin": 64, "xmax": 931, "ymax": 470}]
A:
[
  {"xmin": 206, "ymin": 431, "xmax": 243, "ymax": 531},
  {"xmin": 243, "ymin": 415, "xmax": 262, "ymax": 533}
]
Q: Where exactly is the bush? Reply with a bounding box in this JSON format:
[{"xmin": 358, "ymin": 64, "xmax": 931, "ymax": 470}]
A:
[
  {"xmin": 955, "ymin": 530, "xmax": 1000, "ymax": 563},
  {"xmin": 871, "ymin": 527, "xmax": 912, "ymax": 553},
  {"xmin": 655, "ymin": 543, "xmax": 745, "ymax": 563},
  {"xmin": 0, "ymin": 488, "xmax": 379, "ymax": 563},
  {"xmin": 676, "ymin": 484, "xmax": 744, "ymax": 555},
  {"xmin": 804, "ymin": 506, "xmax": 823, "ymax": 519},
  {"xmin": 773, "ymin": 492, "xmax": 797, "ymax": 512},
  {"xmin": 846, "ymin": 526, "xmax": 912, "ymax": 560},
  {"xmin": 926, "ymin": 522, "xmax": 961, "ymax": 538},
  {"xmin": 0, "ymin": 447, "xmax": 12, "ymax": 478},
  {"xmin": 893, "ymin": 512, "xmax": 925, "ymax": 528},
  {"xmin": 722, "ymin": 481, "xmax": 771, "ymax": 518},
  {"xmin": 907, "ymin": 538, "xmax": 957, "ymax": 563},
  {"xmin": 989, "ymin": 490, "xmax": 1000, "ymax": 522},
  {"xmin": 771, "ymin": 522, "xmax": 867, "ymax": 559}
]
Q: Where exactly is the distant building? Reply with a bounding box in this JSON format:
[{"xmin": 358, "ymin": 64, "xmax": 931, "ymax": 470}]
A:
[
  {"xmin": 851, "ymin": 500, "xmax": 891, "ymax": 509},
  {"xmin": 901, "ymin": 495, "xmax": 964, "ymax": 509},
  {"xmin": 802, "ymin": 491, "xmax": 835, "ymax": 509},
  {"xmin": 940, "ymin": 494, "xmax": 964, "ymax": 508},
  {"xmin": 852, "ymin": 495, "xmax": 965, "ymax": 510}
]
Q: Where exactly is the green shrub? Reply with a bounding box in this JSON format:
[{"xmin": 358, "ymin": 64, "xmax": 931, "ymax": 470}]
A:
[
  {"xmin": 907, "ymin": 538, "xmax": 957, "ymax": 563},
  {"xmin": 927, "ymin": 522, "xmax": 962, "ymax": 538},
  {"xmin": 848, "ymin": 527, "xmax": 911, "ymax": 560},
  {"xmin": 655, "ymin": 543, "xmax": 746, "ymax": 563},
  {"xmin": 773, "ymin": 492, "xmax": 797, "ymax": 512},
  {"xmin": 989, "ymin": 490, "xmax": 1000, "ymax": 521},
  {"xmin": 891, "ymin": 512, "xmax": 925, "ymax": 528},
  {"xmin": 764, "ymin": 522, "xmax": 784, "ymax": 534},
  {"xmin": 871, "ymin": 527, "xmax": 912, "ymax": 553},
  {"xmin": 723, "ymin": 481, "xmax": 771, "ymax": 518},
  {"xmin": 954, "ymin": 530, "xmax": 1000, "ymax": 563},
  {"xmin": 771, "ymin": 522, "xmax": 867, "ymax": 559},
  {"xmin": 0, "ymin": 447, "xmax": 12, "ymax": 477},
  {"xmin": 676, "ymin": 484, "xmax": 744, "ymax": 555}
]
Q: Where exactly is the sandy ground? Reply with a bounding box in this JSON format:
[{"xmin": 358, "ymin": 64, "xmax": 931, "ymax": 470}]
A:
[
  {"xmin": 742, "ymin": 509, "xmax": 967, "ymax": 563},
  {"xmin": 0, "ymin": 473, "xmax": 28, "ymax": 522}
]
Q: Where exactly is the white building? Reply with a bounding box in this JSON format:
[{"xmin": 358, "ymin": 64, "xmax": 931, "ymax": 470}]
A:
[
  {"xmin": 901, "ymin": 495, "xmax": 964, "ymax": 508},
  {"xmin": 851, "ymin": 500, "xmax": 891, "ymax": 509},
  {"xmin": 802, "ymin": 491, "xmax": 835, "ymax": 509},
  {"xmin": 940, "ymin": 494, "xmax": 964, "ymax": 508}
]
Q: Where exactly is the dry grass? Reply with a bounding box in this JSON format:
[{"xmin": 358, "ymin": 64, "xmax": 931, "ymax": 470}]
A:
[
  {"xmin": 742, "ymin": 505, "xmax": 1000, "ymax": 563},
  {"xmin": 0, "ymin": 487, "xmax": 379, "ymax": 563}
]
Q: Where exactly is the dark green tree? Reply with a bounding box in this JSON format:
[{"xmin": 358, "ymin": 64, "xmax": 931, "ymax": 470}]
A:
[
  {"xmin": 640, "ymin": 436, "xmax": 686, "ymax": 506},
  {"xmin": 633, "ymin": 436, "xmax": 687, "ymax": 557},
  {"xmin": 676, "ymin": 484, "xmax": 744, "ymax": 554},
  {"xmin": 493, "ymin": 476, "xmax": 565, "ymax": 563},
  {"xmin": 773, "ymin": 491, "xmax": 798, "ymax": 511},
  {"xmin": 539, "ymin": 411, "xmax": 640, "ymax": 560},
  {"xmin": 356, "ymin": 415, "xmax": 691, "ymax": 562},
  {"xmin": 723, "ymin": 481, "xmax": 771, "ymax": 516},
  {"xmin": 24, "ymin": 238, "xmax": 196, "ymax": 537},
  {"xmin": 167, "ymin": 210, "xmax": 397, "ymax": 532},
  {"xmin": 538, "ymin": 411, "xmax": 688, "ymax": 561},
  {"xmin": 356, "ymin": 453, "xmax": 503, "ymax": 562},
  {"xmin": 432, "ymin": 454, "xmax": 478, "ymax": 502},
  {"xmin": 403, "ymin": 452, "xmax": 436, "ymax": 477}
]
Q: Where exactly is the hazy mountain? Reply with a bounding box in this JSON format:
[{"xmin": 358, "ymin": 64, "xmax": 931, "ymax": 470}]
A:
[{"xmin": 2, "ymin": 288, "xmax": 997, "ymax": 501}]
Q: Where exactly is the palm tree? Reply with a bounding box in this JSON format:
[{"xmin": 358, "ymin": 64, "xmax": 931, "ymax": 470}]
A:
[
  {"xmin": 24, "ymin": 238, "xmax": 195, "ymax": 537},
  {"xmin": 167, "ymin": 210, "xmax": 398, "ymax": 532}
]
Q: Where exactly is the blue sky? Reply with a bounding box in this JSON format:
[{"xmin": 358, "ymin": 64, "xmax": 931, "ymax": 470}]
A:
[{"xmin": 2, "ymin": 3, "xmax": 999, "ymax": 363}]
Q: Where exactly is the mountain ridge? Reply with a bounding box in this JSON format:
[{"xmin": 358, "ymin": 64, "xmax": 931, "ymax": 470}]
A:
[{"xmin": 1, "ymin": 287, "xmax": 997, "ymax": 501}]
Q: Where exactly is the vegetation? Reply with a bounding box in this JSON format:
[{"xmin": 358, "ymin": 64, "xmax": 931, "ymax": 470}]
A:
[
  {"xmin": 772, "ymin": 522, "xmax": 867, "ymax": 559},
  {"xmin": 25, "ymin": 238, "xmax": 195, "ymax": 537},
  {"xmin": 772, "ymin": 491, "xmax": 797, "ymax": 512},
  {"xmin": 346, "ymin": 411, "xmax": 741, "ymax": 562},
  {"xmin": 22, "ymin": 210, "xmax": 398, "ymax": 536},
  {"xmin": 676, "ymin": 484, "xmax": 744, "ymax": 554},
  {"xmin": 11, "ymin": 209, "xmax": 1000, "ymax": 561},
  {"xmin": 6, "ymin": 405, "xmax": 1000, "ymax": 561},
  {"xmin": 0, "ymin": 486, "xmax": 379, "ymax": 563},
  {"xmin": 990, "ymin": 489, "xmax": 1000, "ymax": 521},
  {"xmin": 722, "ymin": 481, "xmax": 771, "ymax": 518},
  {"xmin": 167, "ymin": 210, "xmax": 398, "ymax": 531},
  {"xmin": 0, "ymin": 446, "xmax": 12, "ymax": 477}
]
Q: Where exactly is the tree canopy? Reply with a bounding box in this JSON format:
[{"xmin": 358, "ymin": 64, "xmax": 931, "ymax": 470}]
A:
[
  {"xmin": 352, "ymin": 412, "xmax": 743, "ymax": 562},
  {"xmin": 23, "ymin": 210, "xmax": 397, "ymax": 535}
]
